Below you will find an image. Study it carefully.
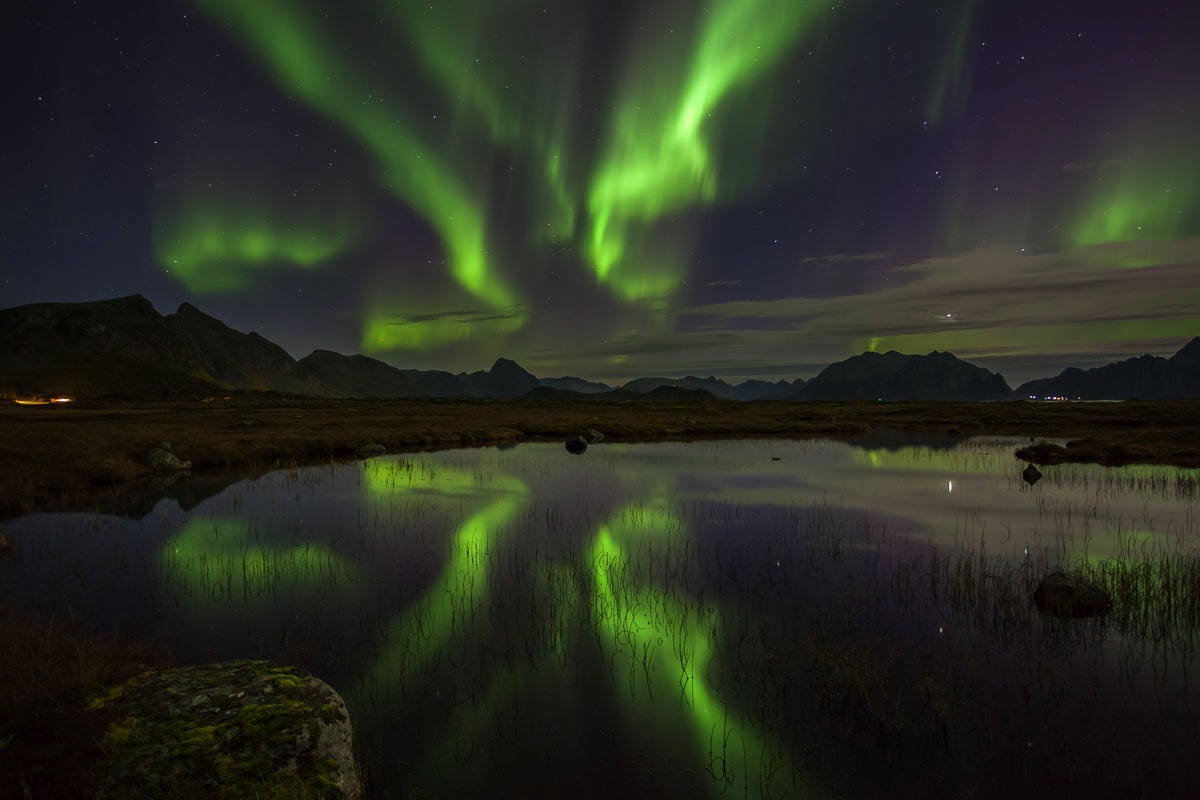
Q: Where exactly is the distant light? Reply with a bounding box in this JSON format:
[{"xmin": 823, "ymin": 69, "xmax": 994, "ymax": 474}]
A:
[{"xmin": 947, "ymin": 480, "xmax": 954, "ymax": 493}]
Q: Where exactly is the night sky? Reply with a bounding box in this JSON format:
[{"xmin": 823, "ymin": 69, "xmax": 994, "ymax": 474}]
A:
[{"xmin": 4, "ymin": 0, "xmax": 1198, "ymax": 385}]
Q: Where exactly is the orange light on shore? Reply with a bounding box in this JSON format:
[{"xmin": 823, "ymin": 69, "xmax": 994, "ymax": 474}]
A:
[{"xmin": 13, "ymin": 397, "xmax": 74, "ymax": 405}]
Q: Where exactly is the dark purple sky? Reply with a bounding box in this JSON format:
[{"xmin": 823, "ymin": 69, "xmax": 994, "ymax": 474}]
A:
[{"xmin": 3, "ymin": 0, "xmax": 1198, "ymax": 384}]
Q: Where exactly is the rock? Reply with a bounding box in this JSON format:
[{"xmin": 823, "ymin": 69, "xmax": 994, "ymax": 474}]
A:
[
  {"xmin": 565, "ymin": 436, "xmax": 587, "ymax": 454},
  {"xmin": 94, "ymin": 660, "xmax": 360, "ymax": 799},
  {"xmin": 147, "ymin": 447, "xmax": 191, "ymax": 472},
  {"xmin": 1015, "ymin": 442, "xmax": 1069, "ymax": 464},
  {"xmin": 582, "ymin": 428, "xmax": 604, "ymax": 444},
  {"xmin": 1033, "ymin": 571, "xmax": 1113, "ymax": 619},
  {"xmin": 1022, "ymin": 463, "xmax": 1043, "ymax": 486},
  {"xmin": 355, "ymin": 442, "xmax": 386, "ymax": 456}
]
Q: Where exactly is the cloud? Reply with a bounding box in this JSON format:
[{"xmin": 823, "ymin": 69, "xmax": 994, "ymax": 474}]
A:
[
  {"xmin": 651, "ymin": 238, "xmax": 1200, "ymax": 378},
  {"xmin": 798, "ymin": 252, "xmax": 891, "ymax": 265},
  {"xmin": 389, "ymin": 308, "xmax": 526, "ymax": 325}
]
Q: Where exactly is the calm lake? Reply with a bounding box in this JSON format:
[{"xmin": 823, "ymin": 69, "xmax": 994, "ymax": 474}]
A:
[{"xmin": 3, "ymin": 437, "xmax": 1198, "ymax": 798}]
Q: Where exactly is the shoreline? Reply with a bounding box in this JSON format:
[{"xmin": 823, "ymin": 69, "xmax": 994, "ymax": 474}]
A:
[{"xmin": 3, "ymin": 397, "xmax": 1199, "ymax": 521}]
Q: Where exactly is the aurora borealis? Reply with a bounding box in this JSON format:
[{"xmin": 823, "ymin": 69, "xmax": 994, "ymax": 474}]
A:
[{"xmin": 5, "ymin": 0, "xmax": 1198, "ymax": 384}]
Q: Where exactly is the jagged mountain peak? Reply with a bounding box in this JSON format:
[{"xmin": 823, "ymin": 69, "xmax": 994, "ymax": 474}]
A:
[
  {"xmin": 490, "ymin": 357, "xmax": 536, "ymax": 377},
  {"xmin": 1170, "ymin": 336, "xmax": 1200, "ymax": 366}
]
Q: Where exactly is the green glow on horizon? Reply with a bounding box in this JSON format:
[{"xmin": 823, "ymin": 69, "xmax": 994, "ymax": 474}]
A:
[
  {"xmin": 585, "ymin": 0, "xmax": 831, "ymax": 300},
  {"xmin": 859, "ymin": 316, "xmax": 1200, "ymax": 358},
  {"xmin": 191, "ymin": 0, "xmax": 523, "ymax": 317},
  {"xmin": 360, "ymin": 309, "xmax": 526, "ymax": 352}
]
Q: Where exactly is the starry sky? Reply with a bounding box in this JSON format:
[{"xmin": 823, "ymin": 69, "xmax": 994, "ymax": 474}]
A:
[{"xmin": 3, "ymin": 0, "xmax": 1198, "ymax": 386}]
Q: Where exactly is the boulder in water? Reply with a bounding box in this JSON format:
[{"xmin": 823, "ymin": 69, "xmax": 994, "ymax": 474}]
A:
[{"xmin": 1033, "ymin": 571, "xmax": 1112, "ymax": 619}]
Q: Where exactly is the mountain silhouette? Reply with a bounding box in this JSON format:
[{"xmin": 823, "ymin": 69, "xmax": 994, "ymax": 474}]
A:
[
  {"xmin": 3, "ymin": 296, "xmax": 1197, "ymax": 401},
  {"xmin": 0, "ymin": 295, "xmax": 334, "ymax": 398},
  {"xmin": 620, "ymin": 375, "xmax": 806, "ymax": 400},
  {"xmin": 1015, "ymin": 337, "xmax": 1200, "ymax": 399},
  {"xmin": 792, "ymin": 350, "xmax": 1012, "ymax": 401}
]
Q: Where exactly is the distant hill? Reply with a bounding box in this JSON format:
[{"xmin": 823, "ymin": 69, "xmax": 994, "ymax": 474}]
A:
[
  {"xmin": 621, "ymin": 375, "xmax": 804, "ymax": 400},
  {"xmin": 299, "ymin": 350, "xmax": 433, "ymax": 397},
  {"xmin": 0, "ymin": 295, "xmax": 337, "ymax": 399},
  {"xmin": 539, "ymin": 375, "xmax": 613, "ymax": 393},
  {"xmin": 792, "ymin": 350, "xmax": 1012, "ymax": 401},
  {"xmin": 1015, "ymin": 337, "xmax": 1200, "ymax": 399},
  {"xmin": 731, "ymin": 378, "xmax": 807, "ymax": 401},
  {"xmin": 0, "ymin": 296, "xmax": 591, "ymax": 400},
  {"xmin": 460, "ymin": 357, "xmax": 541, "ymax": 399},
  {"xmin": 168, "ymin": 302, "xmax": 331, "ymax": 395},
  {"xmin": 4, "ymin": 295, "xmax": 1195, "ymax": 402},
  {"xmin": 635, "ymin": 385, "xmax": 718, "ymax": 402}
]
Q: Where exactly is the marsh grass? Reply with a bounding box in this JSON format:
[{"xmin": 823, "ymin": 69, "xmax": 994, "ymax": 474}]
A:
[{"xmin": 0, "ymin": 613, "xmax": 165, "ymax": 800}]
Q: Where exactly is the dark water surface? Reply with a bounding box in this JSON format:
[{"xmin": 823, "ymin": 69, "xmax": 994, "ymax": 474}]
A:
[{"xmin": 3, "ymin": 438, "xmax": 1198, "ymax": 798}]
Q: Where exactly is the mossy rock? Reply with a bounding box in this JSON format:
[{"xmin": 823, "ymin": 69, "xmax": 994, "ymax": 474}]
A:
[{"xmin": 93, "ymin": 660, "xmax": 360, "ymax": 799}]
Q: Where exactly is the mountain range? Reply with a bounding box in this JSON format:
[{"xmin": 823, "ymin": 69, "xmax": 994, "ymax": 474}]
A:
[
  {"xmin": 1015, "ymin": 338, "xmax": 1200, "ymax": 400},
  {"xmin": 1, "ymin": 295, "xmax": 1196, "ymax": 401}
]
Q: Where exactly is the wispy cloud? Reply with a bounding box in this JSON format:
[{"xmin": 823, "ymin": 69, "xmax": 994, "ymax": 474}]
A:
[{"xmin": 568, "ymin": 239, "xmax": 1200, "ymax": 383}]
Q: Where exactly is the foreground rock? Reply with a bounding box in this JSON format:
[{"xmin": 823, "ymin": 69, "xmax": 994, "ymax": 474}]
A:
[
  {"xmin": 1033, "ymin": 572, "xmax": 1113, "ymax": 619},
  {"xmin": 565, "ymin": 428, "xmax": 604, "ymax": 454},
  {"xmin": 94, "ymin": 660, "xmax": 360, "ymax": 799},
  {"xmin": 147, "ymin": 445, "xmax": 191, "ymax": 472}
]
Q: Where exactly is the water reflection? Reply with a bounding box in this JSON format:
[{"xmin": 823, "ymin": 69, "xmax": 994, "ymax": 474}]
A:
[{"xmin": 2, "ymin": 438, "xmax": 1198, "ymax": 797}]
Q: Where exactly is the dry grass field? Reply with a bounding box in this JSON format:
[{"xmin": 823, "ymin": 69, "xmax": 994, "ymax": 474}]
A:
[{"xmin": 2, "ymin": 396, "xmax": 1198, "ymax": 520}]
